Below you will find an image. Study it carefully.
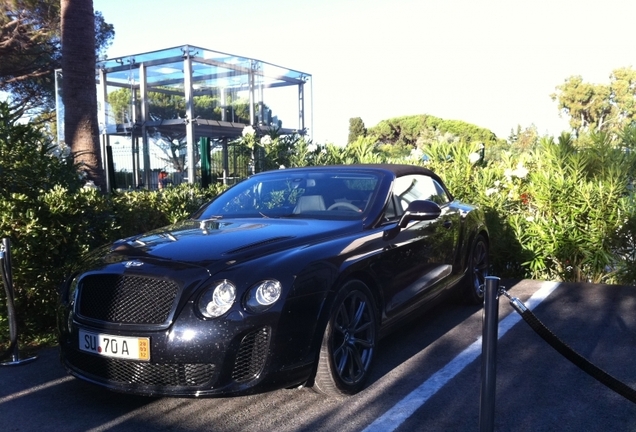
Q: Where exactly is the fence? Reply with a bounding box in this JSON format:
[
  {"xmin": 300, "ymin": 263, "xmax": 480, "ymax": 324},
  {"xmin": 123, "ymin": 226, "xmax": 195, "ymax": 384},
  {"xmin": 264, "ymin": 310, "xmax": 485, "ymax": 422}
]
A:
[{"xmin": 108, "ymin": 139, "xmax": 251, "ymax": 190}]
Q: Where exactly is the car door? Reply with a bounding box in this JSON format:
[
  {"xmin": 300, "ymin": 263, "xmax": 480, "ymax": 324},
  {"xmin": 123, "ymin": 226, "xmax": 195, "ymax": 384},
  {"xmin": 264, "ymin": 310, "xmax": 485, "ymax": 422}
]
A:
[{"xmin": 376, "ymin": 174, "xmax": 461, "ymax": 318}]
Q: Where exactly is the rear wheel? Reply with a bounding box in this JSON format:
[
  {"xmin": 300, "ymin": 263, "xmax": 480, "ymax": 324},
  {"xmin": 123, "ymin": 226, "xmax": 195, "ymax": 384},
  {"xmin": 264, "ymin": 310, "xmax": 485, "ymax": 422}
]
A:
[
  {"xmin": 313, "ymin": 280, "xmax": 378, "ymax": 397},
  {"xmin": 463, "ymin": 234, "xmax": 489, "ymax": 304}
]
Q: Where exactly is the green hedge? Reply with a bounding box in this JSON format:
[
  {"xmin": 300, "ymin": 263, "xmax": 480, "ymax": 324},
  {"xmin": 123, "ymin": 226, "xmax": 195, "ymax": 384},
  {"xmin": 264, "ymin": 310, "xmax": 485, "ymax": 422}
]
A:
[{"xmin": 0, "ymin": 183, "xmax": 225, "ymax": 345}]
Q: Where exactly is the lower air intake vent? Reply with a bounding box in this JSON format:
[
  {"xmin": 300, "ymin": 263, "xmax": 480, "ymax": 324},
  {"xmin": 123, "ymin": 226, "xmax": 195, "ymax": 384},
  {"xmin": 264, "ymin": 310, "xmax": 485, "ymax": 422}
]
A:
[
  {"xmin": 231, "ymin": 327, "xmax": 271, "ymax": 383},
  {"xmin": 66, "ymin": 350, "xmax": 215, "ymax": 387}
]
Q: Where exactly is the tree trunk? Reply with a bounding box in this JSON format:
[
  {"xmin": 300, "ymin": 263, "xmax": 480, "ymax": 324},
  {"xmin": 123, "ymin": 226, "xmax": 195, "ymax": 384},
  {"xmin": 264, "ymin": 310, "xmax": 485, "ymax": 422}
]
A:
[{"xmin": 60, "ymin": 0, "xmax": 105, "ymax": 190}]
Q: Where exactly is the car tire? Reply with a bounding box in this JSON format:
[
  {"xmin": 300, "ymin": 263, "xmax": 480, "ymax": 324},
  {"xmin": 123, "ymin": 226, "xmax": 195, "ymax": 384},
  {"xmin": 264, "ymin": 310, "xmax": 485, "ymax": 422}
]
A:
[
  {"xmin": 313, "ymin": 280, "xmax": 378, "ymax": 397},
  {"xmin": 463, "ymin": 234, "xmax": 489, "ymax": 304}
]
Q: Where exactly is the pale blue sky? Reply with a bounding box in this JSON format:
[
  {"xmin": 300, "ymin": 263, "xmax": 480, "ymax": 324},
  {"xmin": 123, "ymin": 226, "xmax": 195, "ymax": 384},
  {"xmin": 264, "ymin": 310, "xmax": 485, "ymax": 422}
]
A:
[{"xmin": 93, "ymin": 0, "xmax": 636, "ymax": 145}]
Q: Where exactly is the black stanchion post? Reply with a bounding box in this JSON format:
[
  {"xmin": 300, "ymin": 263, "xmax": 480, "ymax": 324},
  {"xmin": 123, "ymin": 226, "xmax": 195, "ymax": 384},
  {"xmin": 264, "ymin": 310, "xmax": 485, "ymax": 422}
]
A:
[
  {"xmin": 479, "ymin": 276, "xmax": 500, "ymax": 432},
  {"xmin": 0, "ymin": 238, "xmax": 38, "ymax": 366}
]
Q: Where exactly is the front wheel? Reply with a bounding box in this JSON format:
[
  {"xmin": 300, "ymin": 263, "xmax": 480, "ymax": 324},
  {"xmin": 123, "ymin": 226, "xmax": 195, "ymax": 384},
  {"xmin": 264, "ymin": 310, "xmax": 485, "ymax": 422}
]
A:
[
  {"xmin": 313, "ymin": 280, "xmax": 378, "ymax": 397},
  {"xmin": 463, "ymin": 234, "xmax": 489, "ymax": 304}
]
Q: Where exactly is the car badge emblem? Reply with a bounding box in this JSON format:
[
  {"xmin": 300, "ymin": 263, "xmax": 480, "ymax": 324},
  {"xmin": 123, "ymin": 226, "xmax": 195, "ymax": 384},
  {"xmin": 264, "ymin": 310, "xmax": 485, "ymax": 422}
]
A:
[{"xmin": 124, "ymin": 260, "xmax": 144, "ymax": 268}]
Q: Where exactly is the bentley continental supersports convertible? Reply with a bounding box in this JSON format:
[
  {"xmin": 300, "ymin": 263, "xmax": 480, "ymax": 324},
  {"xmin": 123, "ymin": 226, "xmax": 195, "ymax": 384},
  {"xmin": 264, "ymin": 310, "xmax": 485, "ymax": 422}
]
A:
[{"xmin": 58, "ymin": 164, "xmax": 489, "ymax": 397}]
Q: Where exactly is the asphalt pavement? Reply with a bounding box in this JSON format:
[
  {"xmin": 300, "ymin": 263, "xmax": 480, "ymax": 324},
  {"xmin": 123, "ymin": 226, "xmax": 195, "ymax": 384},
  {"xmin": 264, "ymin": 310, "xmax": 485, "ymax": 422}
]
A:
[{"xmin": 1, "ymin": 279, "xmax": 635, "ymax": 431}]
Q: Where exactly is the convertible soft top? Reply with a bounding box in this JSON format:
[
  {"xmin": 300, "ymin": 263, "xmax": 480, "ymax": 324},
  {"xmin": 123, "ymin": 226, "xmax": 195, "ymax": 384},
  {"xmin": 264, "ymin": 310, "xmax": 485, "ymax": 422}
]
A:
[{"xmin": 254, "ymin": 163, "xmax": 441, "ymax": 182}]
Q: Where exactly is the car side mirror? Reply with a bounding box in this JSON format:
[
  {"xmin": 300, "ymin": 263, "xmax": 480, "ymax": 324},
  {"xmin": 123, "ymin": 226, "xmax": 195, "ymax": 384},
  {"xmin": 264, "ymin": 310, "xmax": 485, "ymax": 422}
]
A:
[{"xmin": 398, "ymin": 200, "xmax": 442, "ymax": 228}]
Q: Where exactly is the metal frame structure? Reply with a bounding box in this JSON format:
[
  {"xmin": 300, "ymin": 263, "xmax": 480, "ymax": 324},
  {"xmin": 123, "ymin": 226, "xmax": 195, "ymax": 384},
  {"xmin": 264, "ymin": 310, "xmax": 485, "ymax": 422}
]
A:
[{"xmin": 57, "ymin": 45, "xmax": 312, "ymax": 190}]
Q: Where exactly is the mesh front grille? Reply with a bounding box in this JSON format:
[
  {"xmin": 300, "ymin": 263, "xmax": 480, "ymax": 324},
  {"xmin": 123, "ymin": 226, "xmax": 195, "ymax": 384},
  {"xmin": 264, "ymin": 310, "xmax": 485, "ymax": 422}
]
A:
[
  {"xmin": 65, "ymin": 350, "xmax": 215, "ymax": 387},
  {"xmin": 231, "ymin": 327, "xmax": 270, "ymax": 383},
  {"xmin": 78, "ymin": 274, "xmax": 178, "ymax": 325}
]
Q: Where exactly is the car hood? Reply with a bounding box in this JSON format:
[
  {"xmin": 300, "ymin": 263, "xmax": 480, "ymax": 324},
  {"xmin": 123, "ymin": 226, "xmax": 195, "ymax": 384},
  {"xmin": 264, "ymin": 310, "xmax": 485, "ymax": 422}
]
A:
[{"xmin": 103, "ymin": 218, "xmax": 361, "ymax": 270}]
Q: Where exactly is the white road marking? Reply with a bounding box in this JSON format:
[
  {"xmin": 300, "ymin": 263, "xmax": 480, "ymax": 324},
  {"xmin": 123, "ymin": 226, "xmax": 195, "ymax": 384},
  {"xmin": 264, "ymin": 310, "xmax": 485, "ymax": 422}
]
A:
[{"xmin": 363, "ymin": 281, "xmax": 560, "ymax": 432}]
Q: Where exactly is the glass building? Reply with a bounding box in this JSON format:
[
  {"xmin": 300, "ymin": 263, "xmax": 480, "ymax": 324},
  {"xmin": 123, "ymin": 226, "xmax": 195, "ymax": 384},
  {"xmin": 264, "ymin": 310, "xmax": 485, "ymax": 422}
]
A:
[{"xmin": 56, "ymin": 44, "xmax": 312, "ymax": 189}]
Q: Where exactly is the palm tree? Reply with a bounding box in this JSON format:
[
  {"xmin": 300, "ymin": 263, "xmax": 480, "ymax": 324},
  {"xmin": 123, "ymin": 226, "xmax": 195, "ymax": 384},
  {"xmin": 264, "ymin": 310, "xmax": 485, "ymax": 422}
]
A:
[{"xmin": 60, "ymin": 0, "xmax": 105, "ymax": 190}]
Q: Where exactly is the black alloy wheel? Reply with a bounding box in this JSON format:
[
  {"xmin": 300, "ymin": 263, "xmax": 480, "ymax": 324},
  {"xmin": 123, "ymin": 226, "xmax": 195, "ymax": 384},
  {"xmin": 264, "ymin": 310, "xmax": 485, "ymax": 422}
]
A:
[
  {"xmin": 464, "ymin": 234, "xmax": 489, "ymax": 304},
  {"xmin": 313, "ymin": 280, "xmax": 378, "ymax": 397}
]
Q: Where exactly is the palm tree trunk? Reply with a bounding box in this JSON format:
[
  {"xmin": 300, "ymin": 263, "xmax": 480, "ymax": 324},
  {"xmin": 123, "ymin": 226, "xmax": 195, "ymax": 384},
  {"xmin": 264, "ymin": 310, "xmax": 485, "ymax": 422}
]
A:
[{"xmin": 60, "ymin": 0, "xmax": 105, "ymax": 190}]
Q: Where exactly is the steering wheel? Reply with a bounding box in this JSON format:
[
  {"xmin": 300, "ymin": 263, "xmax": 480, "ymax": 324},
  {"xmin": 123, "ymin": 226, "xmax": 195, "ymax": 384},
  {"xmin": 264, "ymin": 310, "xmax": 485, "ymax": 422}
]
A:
[{"xmin": 327, "ymin": 202, "xmax": 361, "ymax": 212}]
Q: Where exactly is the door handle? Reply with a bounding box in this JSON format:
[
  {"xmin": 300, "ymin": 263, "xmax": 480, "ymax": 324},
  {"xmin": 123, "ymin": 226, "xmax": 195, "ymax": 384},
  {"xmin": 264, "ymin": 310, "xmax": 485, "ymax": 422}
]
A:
[{"xmin": 443, "ymin": 220, "xmax": 453, "ymax": 229}]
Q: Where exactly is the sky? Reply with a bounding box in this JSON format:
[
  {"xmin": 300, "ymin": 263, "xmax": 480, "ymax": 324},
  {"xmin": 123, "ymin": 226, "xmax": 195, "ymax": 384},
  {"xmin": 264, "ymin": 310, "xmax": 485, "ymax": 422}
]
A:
[{"xmin": 93, "ymin": 0, "xmax": 636, "ymax": 145}]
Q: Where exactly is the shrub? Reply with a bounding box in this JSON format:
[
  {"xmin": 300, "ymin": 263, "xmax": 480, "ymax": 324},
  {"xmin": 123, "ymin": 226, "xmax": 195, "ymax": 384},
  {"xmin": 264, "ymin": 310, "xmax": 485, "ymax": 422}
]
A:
[
  {"xmin": 507, "ymin": 134, "xmax": 636, "ymax": 283},
  {"xmin": 412, "ymin": 132, "xmax": 636, "ymax": 284},
  {"xmin": 0, "ymin": 183, "xmax": 225, "ymax": 345},
  {"xmin": 0, "ymin": 102, "xmax": 82, "ymax": 199},
  {"xmin": 111, "ymin": 183, "xmax": 224, "ymax": 237},
  {"xmin": 0, "ymin": 187, "xmax": 116, "ymax": 341}
]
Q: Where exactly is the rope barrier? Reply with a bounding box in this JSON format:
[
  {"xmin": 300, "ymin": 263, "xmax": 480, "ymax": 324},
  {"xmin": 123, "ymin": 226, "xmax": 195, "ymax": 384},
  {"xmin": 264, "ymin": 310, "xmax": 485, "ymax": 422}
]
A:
[{"xmin": 501, "ymin": 289, "xmax": 636, "ymax": 405}]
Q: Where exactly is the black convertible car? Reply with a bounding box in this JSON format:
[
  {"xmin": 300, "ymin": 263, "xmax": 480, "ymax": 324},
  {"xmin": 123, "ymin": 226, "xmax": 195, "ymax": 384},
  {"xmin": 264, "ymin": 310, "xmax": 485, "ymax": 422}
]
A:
[{"xmin": 58, "ymin": 164, "xmax": 489, "ymax": 397}]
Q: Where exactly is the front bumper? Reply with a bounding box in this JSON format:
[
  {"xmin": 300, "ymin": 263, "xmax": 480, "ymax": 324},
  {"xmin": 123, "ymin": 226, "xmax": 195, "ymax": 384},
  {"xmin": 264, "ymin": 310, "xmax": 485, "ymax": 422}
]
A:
[{"xmin": 59, "ymin": 304, "xmax": 306, "ymax": 397}]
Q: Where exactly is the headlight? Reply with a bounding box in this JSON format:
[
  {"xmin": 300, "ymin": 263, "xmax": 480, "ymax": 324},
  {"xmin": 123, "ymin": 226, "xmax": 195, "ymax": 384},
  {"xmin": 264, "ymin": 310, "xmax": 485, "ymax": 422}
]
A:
[
  {"xmin": 197, "ymin": 280, "xmax": 236, "ymax": 318},
  {"xmin": 245, "ymin": 280, "xmax": 282, "ymax": 313}
]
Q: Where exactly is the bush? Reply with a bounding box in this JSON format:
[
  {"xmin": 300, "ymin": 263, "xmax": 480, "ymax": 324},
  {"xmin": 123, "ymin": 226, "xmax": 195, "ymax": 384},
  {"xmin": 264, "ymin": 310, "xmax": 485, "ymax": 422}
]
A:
[
  {"xmin": 421, "ymin": 132, "xmax": 636, "ymax": 284},
  {"xmin": 506, "ymin": 134, "xmax": 636, "ymax": 283},
  {"xmin": 0, "ymin": 103, "xmax": 82, "ymax": 199},
  {"xmin": 111, "ymin": 183, "xmax": 224, "ymax": 237},
  {"xmin": 0, "ymin": 187, "xmax": 117, "ymax": 339},
  {"xmin": 0, "ymin": 183, "xmax": 225, "ymax": 346}
]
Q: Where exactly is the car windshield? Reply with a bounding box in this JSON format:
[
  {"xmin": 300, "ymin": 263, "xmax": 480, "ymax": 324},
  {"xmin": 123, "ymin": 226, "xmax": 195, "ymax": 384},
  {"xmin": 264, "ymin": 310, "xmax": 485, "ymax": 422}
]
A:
[{"xmin": 196, "ymin": 170, "xmax": 381, "ymax": 220}]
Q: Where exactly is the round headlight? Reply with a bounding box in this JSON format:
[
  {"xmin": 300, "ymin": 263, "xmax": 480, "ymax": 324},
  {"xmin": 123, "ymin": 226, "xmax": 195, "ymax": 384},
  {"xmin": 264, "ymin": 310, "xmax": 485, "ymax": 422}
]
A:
[
  {"xmin": 198, "ymin": 280, "xmax": 236, "ymax": 318},
  {"xmin": 246, "ymin": 280, "xmax": 282, "ymax": 313}
]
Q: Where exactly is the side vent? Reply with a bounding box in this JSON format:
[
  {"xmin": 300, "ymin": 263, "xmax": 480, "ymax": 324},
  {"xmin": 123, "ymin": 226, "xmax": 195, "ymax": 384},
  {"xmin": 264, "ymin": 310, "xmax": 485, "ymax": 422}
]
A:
[{"xmin": 231, "ymin": 327, "xmax": 271, "ymax": 383}]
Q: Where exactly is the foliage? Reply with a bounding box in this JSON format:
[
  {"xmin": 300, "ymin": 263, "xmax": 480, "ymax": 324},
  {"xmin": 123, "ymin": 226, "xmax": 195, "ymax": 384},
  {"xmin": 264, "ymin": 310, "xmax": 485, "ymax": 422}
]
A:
[
  {"xmin": 0, "ymin": 186, "xmax": 117, "ymax": 342},
  {"xmin": 407, "ymin": 129, "xmax": 636, "ymax": 284},
  {"xmin": 348, "ymin": 117, "xmax": 367, "ymax": 144},
  {"xmin": 0, "ymin": 182, "xmax": 225, "ymax": 345},
  {"xmin": 368, "ymin": 114, "xmax": 502, "ymax": 150},
  {"xmin": 492, "ymin": 135, "xmax": 632, "ymax": 283},
  {"xmin": 0, "ymin": 102, "xmax": 82, "ymax": 198},
  {"xmin": 507, "ymin": 125, "xmax": 541, "ymax": 155},
  {"xmin": 0, "ymin": 0, "xmax": 114, "ymax": 114},
  {"xmin": 340, "ymin": 136, "xmax": 386, "ymax": 164},
  {"xmin": 552, "ymin": 67, "xmax": 636, "ymax": 136},
  {"xmin": 507, "ymin": 134, "xmax": 635, "ymax": 283},
  {"xmin": 111, "ymin": 183, "xmax": 223, "ymax": 237},
  {"xmin": 233, "ymin": 128, "xmax": 342, "ymax": 172}
]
